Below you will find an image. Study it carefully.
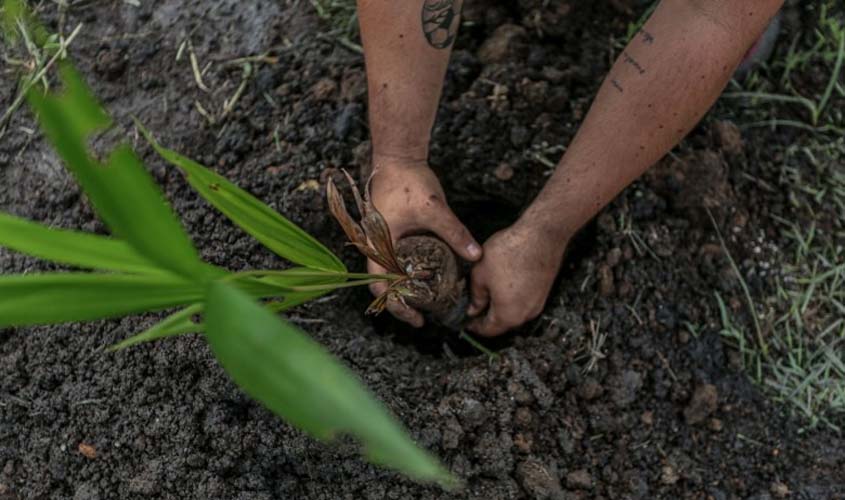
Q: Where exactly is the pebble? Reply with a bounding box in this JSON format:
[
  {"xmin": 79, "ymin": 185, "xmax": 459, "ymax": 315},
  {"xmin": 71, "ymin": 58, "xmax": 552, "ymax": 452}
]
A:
[
  {"xmin": 684, "ymin": 384, "xmax": 719, "ymax": 425},
  {"xmin": 310, "ymin": 78, "xmax": 337, "ymax": 101},
  {"xmin": 565, "ymin": 469, "xmax": 592, "ymax": 490},
  {"xmin": 477, "ymin": 24, "xmax": 527, "ymax": 64},
  {"xmin": 611, "ymin": 370, "xmax": 643, "ymax": 408},
  {"xmin": 660, "ymin": 464, "xmax": 680, "ymax": 485},
  {"xmin": 577, "ymin": 378, "xmax": 604, "ymax": 401},
  {"xmin": 494, "ymin": 163, "xmax": 515, "ymax": 181},
  {"xmin": 606, "ymin": 247, "xmax": 623, "ymax": 267},
  {"xmin": 713, "ymin": 120, "xmax": 744, "ymax": 156},
  {"xmin": 516, "ymin": 458, "xmax": 562, "ymax": 499}
]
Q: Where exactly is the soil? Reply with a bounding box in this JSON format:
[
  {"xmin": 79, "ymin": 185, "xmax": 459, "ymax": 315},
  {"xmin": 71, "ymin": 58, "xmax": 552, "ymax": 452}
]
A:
[{"xmin": 1, "ymin": 1, "xmax": 844, "ymax": 499}]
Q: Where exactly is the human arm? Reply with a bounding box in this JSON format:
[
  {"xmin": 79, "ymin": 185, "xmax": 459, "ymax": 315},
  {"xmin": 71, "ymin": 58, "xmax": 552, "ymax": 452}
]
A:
[
  {"xmin": 357, "ymin": 0, "xmax": 481, "ymax": 327},
  {"xmin": 468, "ymin": 0, "xmax": 785, "ymax": 336}
]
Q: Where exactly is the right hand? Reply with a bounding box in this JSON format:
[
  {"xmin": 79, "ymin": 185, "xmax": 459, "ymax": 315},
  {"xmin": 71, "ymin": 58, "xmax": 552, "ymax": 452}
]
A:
[{"xmin": 367, "ymin": 160, "xmax": 482, "ymax": 327}]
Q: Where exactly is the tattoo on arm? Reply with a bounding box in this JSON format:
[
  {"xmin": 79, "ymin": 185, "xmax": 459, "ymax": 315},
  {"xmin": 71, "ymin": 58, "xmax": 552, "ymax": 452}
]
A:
[
  {"xmin": 638, "ymin": 28, "xmax": 655, "ymax": 44},
  {"xmin": 622, "ymin": 51, "xmax": 646, "ymax": 75},
  {"xmin": 421, "ymin": 0, "xmax": 462, "ymax": 49},
  {"xmin": 611, "ymin": 79, "xmax": 624, "ymax": 93}
]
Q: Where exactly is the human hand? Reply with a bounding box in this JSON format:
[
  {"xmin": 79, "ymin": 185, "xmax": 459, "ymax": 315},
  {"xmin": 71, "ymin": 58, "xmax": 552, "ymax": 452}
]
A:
[
  {"xmin": 466, "ymin": 220, "xmax": 568, "ymax": 336},
  {"xmin": 368, "ymin": 161, "xmax": 482, "ymax": 327}
]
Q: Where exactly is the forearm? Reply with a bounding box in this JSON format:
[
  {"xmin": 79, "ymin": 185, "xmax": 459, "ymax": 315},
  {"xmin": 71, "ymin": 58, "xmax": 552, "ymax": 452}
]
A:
[
  {"xmin": 357, "ymin": 0, "xmax": 462, "ymax": 165},
  {"xmin": 522, "ymin": 0, "xmax": 784, "ymax": 239}
]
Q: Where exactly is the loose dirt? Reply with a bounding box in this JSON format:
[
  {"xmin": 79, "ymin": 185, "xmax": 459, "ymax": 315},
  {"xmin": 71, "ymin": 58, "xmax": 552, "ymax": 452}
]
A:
[{"xmin": 1, "ymin": 1, "xmax": 843, "ymax": 499}]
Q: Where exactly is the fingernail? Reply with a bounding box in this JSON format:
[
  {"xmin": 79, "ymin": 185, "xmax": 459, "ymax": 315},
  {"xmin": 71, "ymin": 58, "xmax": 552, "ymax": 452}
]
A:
[{"xmin": 466, "ymin": 243, "xmax": 482, "ymax": 260}]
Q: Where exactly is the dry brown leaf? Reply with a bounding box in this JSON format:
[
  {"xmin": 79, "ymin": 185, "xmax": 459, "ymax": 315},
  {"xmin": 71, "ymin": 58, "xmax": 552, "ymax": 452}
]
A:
[
  {"xmin": 341, "ymin": 168, "xmax": 365, "ymax": 216},
  {"xmin": 361, "ymin": 210, "xmax": 403, "ymax": 275},
  {"xmin": 327, "ymin": 178, "xmax": 367, "ymax": 246},
  {"xmin": 78, "ymin": 443, "xmax": 97, "ymax": 459}
]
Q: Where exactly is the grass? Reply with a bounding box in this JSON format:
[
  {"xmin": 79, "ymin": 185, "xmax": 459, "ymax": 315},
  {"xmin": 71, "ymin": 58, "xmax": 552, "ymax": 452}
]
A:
[
  {"xmin": 713, "ymin": 1, "xmax": 845, "ymax": 432},
  {"xmin": 308, "ymin": 0, "xmax": 361, "ymax": 52}
]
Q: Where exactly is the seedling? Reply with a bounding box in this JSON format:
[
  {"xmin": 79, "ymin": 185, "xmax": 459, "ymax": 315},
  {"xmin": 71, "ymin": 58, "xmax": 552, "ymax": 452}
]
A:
[{"xmin": 0, "ymin": 1, "xmax": 454, "ymax": 488}]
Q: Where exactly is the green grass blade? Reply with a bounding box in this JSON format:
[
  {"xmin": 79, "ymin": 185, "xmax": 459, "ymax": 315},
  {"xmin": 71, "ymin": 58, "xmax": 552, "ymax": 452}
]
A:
[
  {"xmin": 137, "ymin": 122, "xmax": 345, "ymax": 273},
  {"xmin": 0, "ymin": 212, "xmax": 164, "ymax": 274},
  {"xmin": 0, "ymin": 273, "xmax": 205, "ymax": 327},
  {"xmin": 26, "ymin": 64, "xmax": 208, "ymax": 281},
  {"xmin": 204, "ymin": 282, "xmax": 455, "ymax": 488},
  {"xmin": 109, "ymin": 304, "xmax": 203, "ymax": 351}
]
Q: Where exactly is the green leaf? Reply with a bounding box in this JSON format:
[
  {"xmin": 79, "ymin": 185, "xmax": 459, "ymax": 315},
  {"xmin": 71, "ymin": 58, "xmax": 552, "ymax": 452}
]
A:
[
  {"xmin": 0, "ymin": 212, "xmax": 164, "ymax": 274},
  {"xmin": 26, "ymin": 65, "xmax": 208, "ymax": 281},
  {"xmin": 0, "ymin": 273, "xmax": 205, "ymax": 327},
  {"xmin": 109, "ymin": 304, "xmax": 203, "ymax": 351},
  {"xmin": 137, "ymin": 122, "xmax": 346, "ymax": 273},
  {"xmin": 204, "ymin": 282, "xmax": 455, "ymax": 487}
]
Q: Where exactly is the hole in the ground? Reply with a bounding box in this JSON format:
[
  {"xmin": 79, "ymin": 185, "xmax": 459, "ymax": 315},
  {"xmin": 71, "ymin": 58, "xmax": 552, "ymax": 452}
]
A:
[
  {"xmin": 369, "ymin": 196, "xmax": 522, "ymax": 357},
  {"xmin": 365, "ymin": 196, "xmax": 598, "ymax": 358}
]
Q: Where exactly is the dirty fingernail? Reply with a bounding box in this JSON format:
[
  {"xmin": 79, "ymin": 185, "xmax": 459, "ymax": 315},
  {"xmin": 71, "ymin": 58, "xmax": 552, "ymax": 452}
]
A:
[{"xmin": 466, "ymin": 243, "xmax": 482, "ymax": 260}]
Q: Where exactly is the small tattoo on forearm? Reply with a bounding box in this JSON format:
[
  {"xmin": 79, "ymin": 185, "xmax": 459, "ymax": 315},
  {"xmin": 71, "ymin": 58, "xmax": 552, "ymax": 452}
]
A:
[
  {"xmin": 421, "ymin": 0, "xmax": 462, "ymax": 49},
  {"xmin": 622, "ymin": 51, "xmax": 646, "ymax": 75},
  {"xmin": 611, "ymin": 79, "xmax": 624, "ymax": 93},
  {"xmin": 638, "ymin": 28, "xmax": 655, "ymax": 44}
]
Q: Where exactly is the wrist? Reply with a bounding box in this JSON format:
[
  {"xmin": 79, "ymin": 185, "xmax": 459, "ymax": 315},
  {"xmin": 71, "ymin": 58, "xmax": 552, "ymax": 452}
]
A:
[
  {"xmin": 511, "ymin": 210, "xmax": 571, "ymax": 261},
  {"xmin": 516, "ymin": 198, "xmax": 577, "ymax": 246},
  {"xmin": 371, "ymin": 144, "xmax": 430, "ymax": 171}
]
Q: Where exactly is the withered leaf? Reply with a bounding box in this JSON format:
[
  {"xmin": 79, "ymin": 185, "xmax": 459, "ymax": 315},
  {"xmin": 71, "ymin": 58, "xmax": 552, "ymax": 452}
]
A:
[
  {"xmin": 327, "ymin": 177, "xmax": 367, "ymax": 246},
  {"xmin": 361, "ymin": 210, "xmax": 403, "ymax": 275},
  {"xmin": 341, "ymin": 169, "xmax": 366, "ymax": 217}
]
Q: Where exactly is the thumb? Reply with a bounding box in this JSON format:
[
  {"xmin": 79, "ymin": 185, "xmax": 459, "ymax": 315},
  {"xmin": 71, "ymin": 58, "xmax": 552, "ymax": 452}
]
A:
[{"xmin": 430, "ymin": 209, "xmax": 482, "ymax": 262}]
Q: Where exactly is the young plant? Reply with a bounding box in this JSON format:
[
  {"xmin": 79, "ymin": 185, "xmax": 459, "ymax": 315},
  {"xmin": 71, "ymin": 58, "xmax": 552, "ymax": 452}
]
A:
[
  {"xmin": 327, "ymin": 175, "xmax": 469, "ymax": 328},
  {"xmin": 0, "ymin": 1, "xmax": 454, "ymax": 488}
]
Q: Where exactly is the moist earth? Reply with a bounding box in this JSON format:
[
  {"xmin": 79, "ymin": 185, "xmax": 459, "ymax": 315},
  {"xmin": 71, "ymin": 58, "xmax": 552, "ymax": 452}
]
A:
[{"xmin": 1, "ymin": 1, "xmax": 844, "ymax": 499}]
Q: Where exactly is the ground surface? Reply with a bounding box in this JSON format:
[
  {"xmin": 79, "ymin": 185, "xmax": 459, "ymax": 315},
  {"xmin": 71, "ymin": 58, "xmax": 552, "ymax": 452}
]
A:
[{"xmin": 1, "ymin": 1, "xmax": 844, "ymax": 499}]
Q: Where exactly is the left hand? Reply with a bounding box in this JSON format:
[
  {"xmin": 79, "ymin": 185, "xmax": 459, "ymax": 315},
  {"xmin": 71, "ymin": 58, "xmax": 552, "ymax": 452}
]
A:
[{"xmin": 466, "ymin": 220, "xmax": 568, "ymax": 337}]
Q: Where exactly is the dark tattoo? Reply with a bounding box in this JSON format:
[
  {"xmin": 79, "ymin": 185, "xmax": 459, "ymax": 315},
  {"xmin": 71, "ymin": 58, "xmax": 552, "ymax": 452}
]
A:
[
  {"xmin": 638, "ymin": 28, "xmax": 655, "ymax": 44},
  {"xmin": 611, "ymin": 79, "xmax": 624, "ymax": 93},
  {"xmin": 622, "ymin": 51, "xmax": 646, "ymax": 75},
  {"xmin": 421, "ymin": 0, "xmax": 462, "ymax": 49}
]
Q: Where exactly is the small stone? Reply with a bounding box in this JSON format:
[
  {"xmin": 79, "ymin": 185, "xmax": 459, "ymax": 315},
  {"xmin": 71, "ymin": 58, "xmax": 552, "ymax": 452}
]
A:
[
  {"xmin": 606, "ymin": 247, "xmax": 623, "ymax": 267},
  {"xmin": 577, "ymin": 378, "xmax": 604, "ymax": 401},
  {"xmin": 611, "ymin": 370, "xmax": 643, "ymax": 408},
  {"xmin": 494, "ymin": 163, "xmax": 515, "ymax": 181},
  {"xmin": 641, "ymin": 411, "xmax": 654, "ymax": 426},
  {"xmin": 310, "ymin": 78, "xmax": 337, "ymax": 101},
  {"xmin": 557, "ymin": 429, "xmax": 575, "ymax": 454},
  {"xmin": 513, "ymin": 432, "xmax": 533, "ymax": 453},
  {"xmin": 477, "ymin": 24, "xmax": 527, "ymax": 64},
  {"xmin": 78, "ymin": 443, "xmax": 97, "ymax": 459},
  {"xmin": 514, "ymin": 407, "xmax": 535, "ymax": 429},
  {"xmin": 458, "ymin": 398, "xmax": 488, "ymax": 429},
  {"xmin": 597, "ymin": 263, "xmax": 614, "ymax": 296},
  {"xmin": 684, "ymin": 384, "xmax": 718, "ymax": 425},
  {"xmin": 661, "ymin": 465, "xmax": 680, "ymax": 485},
  {"xmin": 708, "ymin": 418, "xmax": 723, "ymax": 432},
  {"xmin": 770, "ymin": 481, "xmax": 790, "ymax": 498},
  {"xmin": 565, "ymin": 469, "xmax": 592, "ymax": 490},
  {"xmin": 441, "ymin": 417, "xmax": 463, "ymax": 450},
  {"xmin": 186, "ymin": 454, "xmax": 206, "ymax": 469},
  {"xmin": 516, "ymin": 458, "xmax": 562, "ymax": 499},
  {"xmin": 713, "ymin": 120, "xmax": 744, "ymax": 156}
]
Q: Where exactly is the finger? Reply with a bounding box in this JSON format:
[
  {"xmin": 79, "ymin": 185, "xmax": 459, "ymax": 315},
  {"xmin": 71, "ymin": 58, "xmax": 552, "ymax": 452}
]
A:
[
  {"xmin": 386, "ymin": 299, "xmax": 425, "ymax": 328},
  {"xmin": 429, "ymin": 209, "xmax": 482, "ymax": 262},
  {"xmin": 467, "ymin": 268, "xmax": 490, "ymax": 317},
  {"xmin": 467, "ymin": 306, "xmax": 508, "ymax": 337},
  {"xmin": 367, "ymin": 259, "xmax": 389, "ymax": 297}
]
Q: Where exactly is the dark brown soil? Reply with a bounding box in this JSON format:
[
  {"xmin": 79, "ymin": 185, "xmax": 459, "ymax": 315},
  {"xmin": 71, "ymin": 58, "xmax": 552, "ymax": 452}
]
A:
[{"xmin": 1, "ymin": 1, "xmax": 843, "ymax": 499}]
